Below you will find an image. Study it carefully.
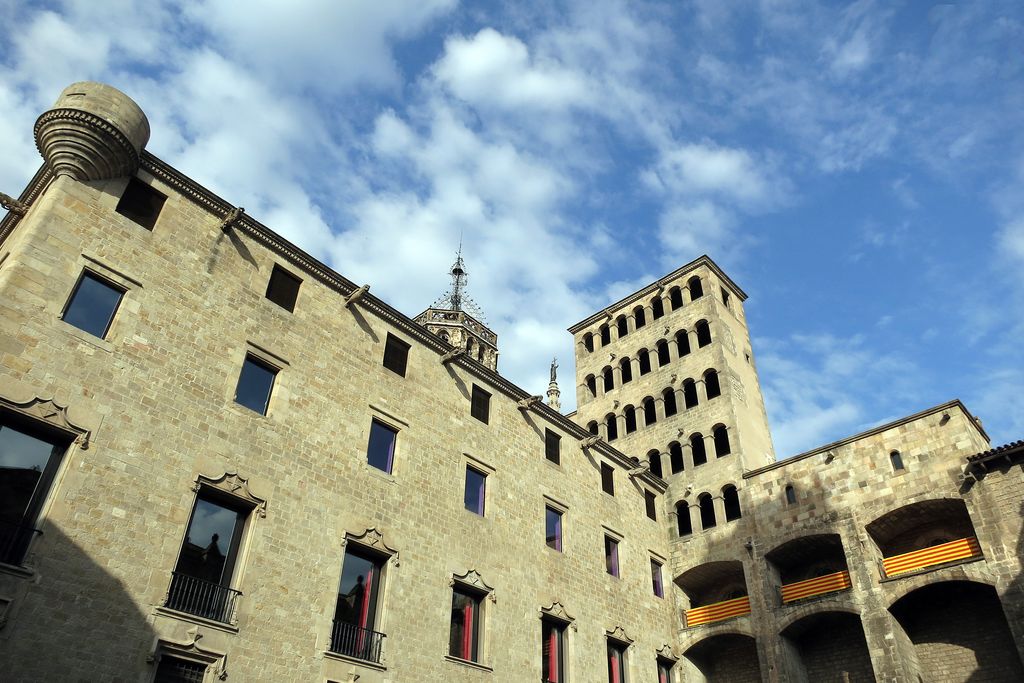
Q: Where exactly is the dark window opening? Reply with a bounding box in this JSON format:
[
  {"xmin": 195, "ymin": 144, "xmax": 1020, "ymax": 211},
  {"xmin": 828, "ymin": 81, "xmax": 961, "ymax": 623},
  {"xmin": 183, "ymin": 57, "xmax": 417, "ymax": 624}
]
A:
[
  {"xmin": 332, "ymin": 544, "xmax": 387, "ymax": 662},
  {"xmin": 586, "ymin": 375, "xmax": 597, "ymax": 397},
  {"xmin": 676, "ymin": 501, "xmax": 692, "ymax": 536},
  {"xmin": 62, "ymin": 270, "xmax": 126, "ymax": 339},
  {"xmin": 682, "ymin": 379, "xmax": 698, "ymax": 409},
  {"xmin": 470, "ymin": 385, "xmax": 490, "ymax": 424},
  {"xmin": 663, "ymin": 388, "xmax": 678, "ymax": 417},
  {"xmin": 366, "ymin": 419, "xmax": 397, "ymax": 473},
  {"xmin": 583, "ymin": 333, "xmax": 594, "ymax": 353},
  {"xmin": 691, "ymin": 433, "xmax": 707, "ymax": 466},
  {"xmin": 607, "ymin": 640, "xmax": 628, "ymax": 683},
  {"xmin": 657, "ymin": 341, "xmax": 671, "ymax": 367},
  {"xmin": 602, "ymin": 366, "xmax": 614, "ymax": 393},
  {"xmin": 677, "ymin": 330, "xmax": 691, "ymax": 357},
  {"xmin": 154, "ymin": 655, "xmax": 207, "ymax": 683},
  {"xmin": 713, "ymin": 425, "xmax": 731, "ymax": 457},
  {"xmin": 645, "ymin": 491, "xmax": 657, "ymax": 521},
  {"xmin": 545, "ymin": 506, "xmax": 563, "ymax": 551},
  {"xmin": 542, "ymin": 618, "xmax": 566, "ymax": 683},
  {"xmin": 721, "ymin": 288, "xmax": 731, "ymax": 307},
  {"xmin": 890, "ymin": 450, "xmax": 905, "ymax": 471},
  {"xmin": 648, "ymin": 450, "xmax": 663, "ymax": 478},
  {"xmin": 658, "ymin": 658, "xmax": 675, "ymax": 683},
  {"xmin": 600, "ymin": 324, "xmax": 611, "ymax": 346},
  {"xmin": 643, "ymin": 398, "xmax": 657, "ymax": 426},
  {"xmin": 616, "ymin": 315, "xmax": 628, "ymax": 338},
  {"xmin": 633, "ymin": 305, "xmax": 646, "ymax": 329},
  {"xmin": 619, "ymin": 358, "xmax": 633, "ymax": 384},
  {"xmin": 651, "ymin": 558, "xmax": 664, "ymax": 597},
  {"xmin": 115, "ymin": 177, "xmax": 166, "ymax": 229},
  {"xmin": 652, "ymin": 297, "xmax": 665, "ymax": 320},
  {"xmin": 605, "ymin": 414, "xmax": 618, "ymax": 441},
  {"xmin": 601, "ymin": 462, "xmax": 615, "ymax": 495},
  {"xmin": 234, "ymin": 355, "xmax": 277, "ymax": 415},
  {"xmin": 382, "ymin": 333, "xmax": 410, "ymax": 377},
  {"xmin": 704, "ymin": 369, "xmax": 721, "ymax": 399},
  {"xmin": 785, "ymin": 485, "xmax": 797, "ymax": 505},
  {"xmin": 604, "ymin": 536, "xmax": 620, "ymax": 577},
  {"xmin": 624, "ymin": 405, "xmax": 637, "ymax": 434},
  {"xmin": 545, "ymin": 429, "xmax": 561, "ymax": 465},
  {"xmin": 449, "ymin": 585, "xmax": 484, "ymax": 662},
  {"xmin": 638, "ymin": 349, "xmax": 652, "ymax": 375},
  {"xmin": 688, "ymin": 276, "xmax": 703, "ymax": 299},
  {"xmin": 699, "ymin": 493, "xmax": 716, "ymax": 529},
  {"xmin": 669, "ymin": 441, "xmax": 684, "ymax": 474},
  {"xmin": 696, "ymin": 320, "xmax": 712, "ymax": 347},
  {"xmin": 588, "ymin": 421, "xmax": 599, "ymax": 435},
  {"xmin": 723, "ymin": 485, "xmax": 741, "ymax": 521},
  {"xmin": 669, "ymin": 286, "xmax": 683, "ymax": 310},
  {"xmin": 464, "ymin": 466, "xmax": 486, "ymax": 516},
  {"xmin": 265, "ymin": 264, "xmax": 301, "ymax": 312}
]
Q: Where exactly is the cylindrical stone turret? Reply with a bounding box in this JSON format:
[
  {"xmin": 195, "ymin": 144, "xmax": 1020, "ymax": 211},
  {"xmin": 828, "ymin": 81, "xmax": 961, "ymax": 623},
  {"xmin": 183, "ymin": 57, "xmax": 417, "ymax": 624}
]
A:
[{"xmin": 34, "ymin": 82, "xmax": 150, "ymax": 181}]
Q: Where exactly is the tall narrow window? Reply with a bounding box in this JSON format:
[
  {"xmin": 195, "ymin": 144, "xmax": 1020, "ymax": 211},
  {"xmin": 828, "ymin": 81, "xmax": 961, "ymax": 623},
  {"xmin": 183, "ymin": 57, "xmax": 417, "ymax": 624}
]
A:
[
  {"xmin": 586, "ymin": 375, "xmax": 597, "ymax": 397},
  {"xmin": 583, "ymin": 333, "xmax": 594, "ymax": 353},
  {"xmin": 471, "ymin": 385, "xmax": 491, "ymax": 424},
  {"xmin": 624, "ymin": 405, "xmax": 637, "ymax": 434},
  {"xmin": 600, "ymin": 324, "xmax": 611, "ymax": 346},
  {"xmin": 62, "ymin": 270, "xmax": 126, "ymax": 339},
  {"xmin": 605, "ymin": 413, "xmax": 618, "ymax": 441},
  {"xmin": 785, "ymin": 485, "xmax": 797, "ymax": 505},
  {"xmin": 723, "ymin": 485, "xmax": 741, "ymax": 521},
  {"xmin": 382, "ymin": 333, "xmax": 410, "ymax": 377},
  {"xmin": 657, "ymin": 341, "xmax": 671, "ymax": 367},
  {"xmin": 633, "ymin": 305, "xmax": 646, "ymax": 329},
  {"xmin": 619, "ymin": 358, "xmax": 633, "ymax": 384},
  {"xmin": 652, "ymin": 297, "xmax": 665, "ymax": 320},
  {"xmin": 602, "ymin": 366, "xmax": 614, "ymax": 393},
  {"xmin": 616, "ymin": 315, "xmax": 628, "ymax": 338},
  {"xmin": 464, "ymin": 466, "xmax": 487, "ymax": 516},
  {"xmin": 704, "ymin": 370, "xmax": 721, "ymax": 399},
  {"xmin": 645, "ymin": 490, "xmax": 657, "ymax": 521},
  {"xmin": 676, "ymin": 501, "xmax": 692, "ymax": 536},
  {"xmin": 682, "ymin": 380, "xmax": 698, "ymax": 409},
  {"xmin": 545, "ymin": 506, "xmax": 563, "ymax": 551},
  {"xmin": 331, "ymin": 545, "xmax": 387, "ymax": 663},
  {"xmin": 366, "ymin": 419, "xmax": 397, "ymax": 474},
  {"xmin": 713, "ymin": 425, "xmax": 731, "ymax": 457},
  {"xmin": 607, "ymin": 640, "xmax": 628, "ymax": 683},
  {"xmin": 643, "ymin": 397, "xmax": 657, "ymax": 426},
  {"xmin": 265, "ymin": 264, "xmax": 302, "ymax": 312},
  {"xmin": 691, "ymin": 433, "xmax": 707, "ymax": 466},
  {"xmin": 687, "ymin": 276, "xmax": 703, "ymax": 299},
  {"xmin": 638, "ymin": 349, "xmax": 652, "ymax": 375},
  {"xmin": 604, "ymin": 535, "xmax": 620, "ymax": 577},
  {"xmin": 699, "ymin": 493, "xmax": 716, "ymax": 529},
  {"xmin": 587, "ymin": 421, "xmax": 599, "ymax": 435},
  {"xmin": 663, "ymin": 388, "xmax": 677, "ymax": 417},
  {"xmin": 542, "ymin": 618, "xmax": 566, "ymax": 683},
  {"xmin": 0, "ymin": 417, "xmax": 69, "ymax": 565},
  {"xmin": 721, "ymin": 288, "xmax": 731, "ymax": 307},
  {"xmin": 669, "ymin": 441, "xmax": 684, "ymax": 474},
  {"xmin": 657, "ymin": 658, "xmax": 675, "ymax": 683},
  {"xmin": 890, "ymin": 450, "xmax": 905, "ymax": 471},
  {"xmin": 669, "ymin": 286, "xmax": 683, "ymax": 310},
  {"xmin": 234, "ymin": 355, "xmax": 277, "ymax": 415},
  {"xmin": 545, "ymin": 429, "xmax": 561, "ymax": 465},
  {"xmin": 676, "ymin": 330, "xmax": 691, "ymax": 357},
  {"xmin": 648, "ymin": 449, "xmax": 663, "ymax": 478},
  {"xmin": 167, "ymin": 492, "xmax": 248, "ymax": 623},
  {"xmin": 449, "ymin": 585, "xmax": 484, "ymax": 662},
  {"xmin": 115, "ymin": 177, "xmax": 166, "ymax": 229},
  {"xmin": 651, "ymin": 558, "xmax": 664, "ymax": 597},
  {"xmin": 601, "ymin": 462, "xmax": 615, "ymax": 495},
  {"xmin": 696, "ymin": 320, "xmax": 712, "ymax": 347}
]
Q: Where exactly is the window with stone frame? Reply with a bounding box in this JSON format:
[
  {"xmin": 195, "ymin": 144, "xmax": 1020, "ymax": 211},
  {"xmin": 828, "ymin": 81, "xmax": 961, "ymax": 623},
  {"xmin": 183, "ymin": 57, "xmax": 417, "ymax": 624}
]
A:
[
  {"xmin": 265, "ymin": 264, "xmax": 302, "ymax": 313},
  {"xmin": 644, "ymin": 490, "xmax": 657, "ymax": 521},
  {"xmin": 153, "ymin": 655, "xmax": 207, "ymax": 683},
  {"xmin": 601, "ymin": 462, "xmax": 615, "ymax": 496},
  {"xmin": 464, "ymin": 465, "xmax": 487, "ymax": 516},
  {"xmin": 605, "ymin": 535, "xmax": 620, "ymax": 577},
  {"xmin": 382, "ymin": 333, "xmax": 411, "ymax": 377},
  {"xmin": 544, "ymin": 429, "xmax": 561, "ymax": 465},
  {"xmin": 607, "ymin": 639, "xmax": 628, "ymax": 683},
  {"xmin": 62, "ymin": 269, "xmax": 126, "ymax": 339},
  {"xmin": 470, "ymin": 385, "xmax": 491, "ymax": 424},
  {"xmin": 115, "ymin": 176, "xmax": 166, "ymax": 230},
  {"xmin": 542, "ymin": 617, "xmax": 567, "ymax": 682},
  {"xmin": 366, "ymin": 419, "xmax": 398, "ymax": 474},
  {"xmin": 331, "ymin": 543, "xmax": 389, "ymax": 663},
  {"xmin": 234, "ymin": 354, "xmax": 278, "ymax": 415},
  {"xmin": 651, "ymin": 558, "xmax": 665, "ymax": 598},
  {"xmin": 448, "ymin": 578, "xmax": 490, "ymax": 663}
]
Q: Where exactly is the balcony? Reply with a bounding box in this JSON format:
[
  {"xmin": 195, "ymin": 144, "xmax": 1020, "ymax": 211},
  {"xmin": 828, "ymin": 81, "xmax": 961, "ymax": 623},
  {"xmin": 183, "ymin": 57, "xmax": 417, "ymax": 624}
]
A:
[
  {"xmin": 781, "ymin": 570, "xmax": 852, "ymax": 604},
  {"xmin": 164, "ymin": 571, "xmax": 241, "ymax": 624},
  {"xmin": 330, "ymin": 620, "xmax": 386, "ymax": 665},
  {"xmin": 685, "ymin": 595, "xmax": 751, "ymax": 627},
  {"xmin": 0, "ymin": 521, "xmax": 42, "ymax": 566},
  {"xmin": 882, "ymin": 537, "xmax": 982, "ymax": 578}
]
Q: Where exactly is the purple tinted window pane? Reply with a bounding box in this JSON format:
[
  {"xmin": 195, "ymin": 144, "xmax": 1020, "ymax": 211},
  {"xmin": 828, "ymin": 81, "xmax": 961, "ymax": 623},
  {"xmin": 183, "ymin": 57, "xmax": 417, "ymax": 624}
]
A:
[
  {"xmin": 652, "ymin": 560, "xmax": 664, "ymax": 597},
  {"xmin": 367, "ymin": 421, "xmax": 396, "ymax": 473},
  {"xmin": 605, "ymin": 537, "xmax": 619, "ymax": 577},
  {"xmin": 545, "ymin": 507, "xmax": 562, "ymax": 551},
  {"xmin": 464, "ymin": 467, "xmax": 486, "ymax": 515}
]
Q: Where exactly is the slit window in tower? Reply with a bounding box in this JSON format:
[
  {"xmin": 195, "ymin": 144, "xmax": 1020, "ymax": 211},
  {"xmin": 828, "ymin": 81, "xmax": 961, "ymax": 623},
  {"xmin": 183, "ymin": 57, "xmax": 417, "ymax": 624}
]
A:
[
  {"xmin": 470, "ymin": 385, "xmax": 490, "ymax": 424},
  {"xmin": 382, "ymin": 333, "xmax": 410, "ymax": 377},
  {"xmin": 604, "ymin": 535, "xmax": 620, "ymax": 577},
  {"xmin": 601, "ymin": 462, "xmax": 615, "ymax": 495},
  {"xmin": 265, "ymin": 264, "xmax": 302, "ymax": 312},
  {"xmin": 115, "ymin": 177, "xmax": 166, "ymax": 229},
  {"xmin": 545, "ymin": 429, "xmax": 561, "ymax": 465},
  {"xmin": 677, "ymin": 501, "xmax": 692, "ymax": 536},
  {"xmin": 648, "ymin": 449, "xmax": 663, "ymax": 478}
]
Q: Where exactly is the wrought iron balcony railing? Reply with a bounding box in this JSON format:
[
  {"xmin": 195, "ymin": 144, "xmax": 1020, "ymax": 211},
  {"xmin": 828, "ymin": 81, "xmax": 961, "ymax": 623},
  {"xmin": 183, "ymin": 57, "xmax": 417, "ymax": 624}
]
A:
[
  {"xmin": 164, "ymin": 571, "xmax": 241, "ymax": 624},
  {"xmin": 0, "ymin": 521, "xmax": 42, "ymax": 566},
  {"xmin": 781, "ymin": 570, "xmax": 852, "ymax": 604},
  {"xmin": 330, "ymin": 620, "xmax": 386, "ymax": 664},
  {"xmin": 684, "ymin": 595, "xmax": 751, "ymax": 628},
  {"xmin": 882, "ymin": 537, "xmax": 982, "ymax": 578}
]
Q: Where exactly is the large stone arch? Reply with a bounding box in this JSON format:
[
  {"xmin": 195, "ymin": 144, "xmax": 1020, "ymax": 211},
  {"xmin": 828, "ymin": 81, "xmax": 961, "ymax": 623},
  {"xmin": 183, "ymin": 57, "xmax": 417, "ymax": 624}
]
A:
[
  {"xmin": 779, "ymin": 610, "xmax": 875, "ymax": 683},
  {"xmin": 682, "ymin": 632, "xmax": 762, "ymax": 683}
]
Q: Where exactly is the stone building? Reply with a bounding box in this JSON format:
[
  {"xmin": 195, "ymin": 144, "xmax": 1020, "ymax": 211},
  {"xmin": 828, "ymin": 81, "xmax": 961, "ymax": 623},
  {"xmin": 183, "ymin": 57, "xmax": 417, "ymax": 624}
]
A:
[{"xmin": 0, "ymin": 82, "xmax": 1021, "ymax": 683}]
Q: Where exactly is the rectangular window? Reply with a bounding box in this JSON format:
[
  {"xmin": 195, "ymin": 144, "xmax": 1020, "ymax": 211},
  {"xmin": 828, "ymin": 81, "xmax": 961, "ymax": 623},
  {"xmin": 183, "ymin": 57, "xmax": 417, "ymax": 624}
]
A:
[
  {"xmin": 464, "ymin": 466, "xmax": 486, "ymax": 516},
  {"xmin": 544, "ymin": 429, "xmax": 561, "ymax": 465},
  {"xmin": 153, "ymin": 655, "xmax": 207, "ymax": 683},
  {"xmin": 265, "ymin": 264, "xmax": 301, "ymax": 312},
  {"xmin": 382, "ymin": 333, "xmax": 410, "ymax": 377},
  {"xmin": 542, "ymin": 618, "xmax": 566, "ymax": 683},
  {"xmin": 470, "ymin": 385, "xmax": 490, "ymax": 424},
  {"xmin": 545, "ymin": 506, "xmax": 563, "ymax": 552},
  {"xmin": 166, "ymin": 492, "xmax": 247, "ymax": 623},
  {"xmin": 601, "ymin": 462, "xmax": 614, "ymax": 496},
  {"xmin": 331, "ymin": 545, "xmax": 387, "ymax": 663},
  {"xmin": 651, "ymin": 558, "xmax": 664, "ymax": 598},
  {"xmin": 604, "ymin": 536, "xmax": 619, "ymax": 577},
  {"xmin": 0, "ymin": 417, "xmax": 68, "ymax": 565},
  {"xmin": 115, "ymin": 177, "xmax": 166, "ymax": 230},
  {"xmin": 645, "ymin": 491, "xmax": 657, "ymax": 521},
  {"xmin": 366, "ymin": 420, "xmax": 397, "ymax": 474},
  {"xmin": 449, "ymin": 585, "xmax": 484, "ymax": 662},
  {"xmin": 234, "ymin": 355, "xmax": 277, "ymax": 415},
  {"xmin": 657, "ymin": 657, "xmax": 674, "ymax": 683},
  {"xmin": 62, "ymin": 270, "xmax": 126, "ymax": 339},
  {"xmin": 607, "ymin": 641, "xmax": 627, "ymax": 683}
]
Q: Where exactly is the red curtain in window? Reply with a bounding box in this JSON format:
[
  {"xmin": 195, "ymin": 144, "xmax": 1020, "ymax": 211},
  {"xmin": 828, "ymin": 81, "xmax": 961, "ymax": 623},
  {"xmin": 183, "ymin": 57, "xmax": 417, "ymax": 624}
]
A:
[
  {"xmin": 356, "ymin": 568, "xmax": 374, "ymax": 652},
  {"xmin": 609, "ymin": 649, "xmax": 621, "ymax": 683},
  {"xmin": 461, "ymin": 601, "xmax": 474, "ymax": 659},
  {"xmin": 546, "ymin": 628, "xmax": 559, "ymax": 682}
]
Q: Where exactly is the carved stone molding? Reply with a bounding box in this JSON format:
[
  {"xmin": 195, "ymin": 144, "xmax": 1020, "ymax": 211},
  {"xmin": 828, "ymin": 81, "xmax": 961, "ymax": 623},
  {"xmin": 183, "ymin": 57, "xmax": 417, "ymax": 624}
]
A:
[
  {"xmin": 0, "ymin": 192, "xmax": 28, "ymax": 216},
  {"xmin": 0, "ymin": 395, "xmax": 91, "ymax": 449},
  {"xmin": 193, "ymin": 472, "xmax": 267, "ymax": 517},
  {"xmin": 605, "ymin": 625, "xmax": 634, "ymax": 645},
  {"xmin": 344, "ymin": 528, "xmax": 399, "ymax": 566},
  {"xmin": 34, "ymin": 108, "xmax": 141, "ymax": 181},
  {"xmin": 147, "ymin": 626, "xmax": 228, "ymax": 680},
  {"xmin": 655, "ymin": 643, "xmax": 678, "ymax": 661},
  {"xmin": 451, "ymin": 569, "xmax": 496, "ymax": 602},
  {"xmin": 539, "ymin": 601, "xmax": 576, "ymax": 630}
]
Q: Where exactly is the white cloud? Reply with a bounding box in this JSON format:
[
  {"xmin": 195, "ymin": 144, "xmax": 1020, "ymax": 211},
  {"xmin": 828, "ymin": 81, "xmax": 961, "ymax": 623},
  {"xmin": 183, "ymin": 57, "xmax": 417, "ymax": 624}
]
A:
[
  {"xmin": 997, "ymin": 218, "xmax": 1024, "ymax": 263},
  {"xmin": 645, "ymin": 143, "xmax": 775, "ymax": 207}
]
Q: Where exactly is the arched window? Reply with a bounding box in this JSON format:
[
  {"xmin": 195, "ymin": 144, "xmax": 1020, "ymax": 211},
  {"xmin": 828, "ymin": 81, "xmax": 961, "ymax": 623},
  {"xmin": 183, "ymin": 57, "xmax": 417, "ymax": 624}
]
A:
[
  {"xmin": 663, "ymin": 388, "xmax": 678, "ymax": 417},
  {"xmin": 669, "ymin": 286, "xmax": 684, "ymax": 310},
  {"xmin": 633, "ymin": 305, "xmax": 646, "ymax": 329},
  {"xmin": 439, "ymin": 331, "xmax": 450, "ymax": 343},
  {"xmin": 721, "ymin": 288, "xmax": 731, "ymax": 307},
  {"xmin": 669, "ymin": 441, "xmax": 684, "ymax": 474},
  {"xmin": 588, "ymin": 421, "xmax": 599, "ymax": 435},
  {"xmin": 682, "ymin": 379, "xmax": 698, "ymax": 409},
  {"xmin": 466, "ymin": 337, "xmax": 475, "ymax": 356},
  {"xmin": 605, "ymin": 413, "xmax": 618, "ymax": 441},
  {"xmin": 648, "ymin": 449, "xmax": 663, "ymax": 478},
  {"xmin": 600, "ymin": 324, "xmax": 611, "ymax": 347},
  {"xmin": 602, "ymin": 366, "xmax": 614, "ymax": 393},
  {"xmin": 619, "ymin": 358, "xmax": 633, "ymax": 384},
  {"xmin": 695, "ymin": 320, "xmax": 711, "ymax": 347},
  {"xmin": 643, "ymin": 397, "xmax": 657, "ymax": 426},
  {"xmin": 657, "ymin": 340, "xmax": 671, "ymax": 367},
  {"xmin": 676, "ymin": 330, "xmax": 691, "ymax": 357},
  {"xmin": 698, "ymin": 493, "xmax": 715, "ymax": 529},
  {"xmin": 713, "ymin": 425, "xmax": 731, "ymax": 457},
  {"xmin": 723, "ymin": 485, "xmax": 741, "ymax": 521},
  {"xmin": 616, "ymin": 315, "xmax": 628, "ymax": 339},
  {"xmin": 652, "ymin": 297, "xmax": 665, "ymax": 320},
  {"xmin": 890, "ymin": 450, "xmax": 904, "ymax": 471},
  {"xmin": 688, "ymin": 276, "xmax": 703, "ymax": 300},
  {"xmin": 704, "ymin": 369, "xmax": 721, "ymax": 399},
  {"xmin": 585, "ymin": 375, "xmax": 597, "ymax": 397},
  {"xmin": 624, "ymin": 405, "xmax": 637, "ymax": 434},
  {"xmin": 784, "ymin": 485, "xmax": 796, "ymax": 505},
  {"xmin": 676, "ymin": 501, "xmax": 692, "ymax": 536},
  {"xmin": 638, "ymin": 349, "xmax": 652, "ymax": 375},
  {"xmin": 477, "ymin": 344, "xmax": 485, "ymax": 362},
  {"xmin": 583, "ymin": 332, "xmax": 594, "ymax": 353},
  {"xmin": 691, "ymin": 433, "xmax": 707, "ymax": 466}
]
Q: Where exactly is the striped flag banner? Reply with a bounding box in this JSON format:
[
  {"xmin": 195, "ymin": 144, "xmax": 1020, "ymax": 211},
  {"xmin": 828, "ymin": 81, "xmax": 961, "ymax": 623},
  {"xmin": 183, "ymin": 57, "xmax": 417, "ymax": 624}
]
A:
[
  {"xmin": 685, "ymin": 595, "xmax": 750, "ymax": 627},
  {"xmin": 781, "ymin": 570, "xmax": 851, "ymax": 604},
  {"xmin": 882, "ymin": 537, "xmax": 981, "ymax": 578}
]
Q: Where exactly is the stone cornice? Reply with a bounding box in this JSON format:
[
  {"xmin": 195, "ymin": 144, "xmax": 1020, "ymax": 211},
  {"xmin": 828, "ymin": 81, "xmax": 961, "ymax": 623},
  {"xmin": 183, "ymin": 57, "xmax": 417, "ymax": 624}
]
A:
[{"xmin": 0, "ymin": 163, "xmax": 52, "ymax": 245}]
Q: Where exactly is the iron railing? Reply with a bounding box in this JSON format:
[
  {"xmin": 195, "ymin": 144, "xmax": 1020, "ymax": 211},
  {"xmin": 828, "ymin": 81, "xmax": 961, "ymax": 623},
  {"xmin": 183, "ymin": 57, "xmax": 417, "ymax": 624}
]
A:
[
  {"xmin": 330, "ymin": 620, "xmax": 386, "ymax": 664},
  {"xmin": 0, "ymin": 521, "xmax": 42, "ymax": 566},
  {"xmin": 164, "ymin": 572, "xmax": 241, "ymax": 624}
]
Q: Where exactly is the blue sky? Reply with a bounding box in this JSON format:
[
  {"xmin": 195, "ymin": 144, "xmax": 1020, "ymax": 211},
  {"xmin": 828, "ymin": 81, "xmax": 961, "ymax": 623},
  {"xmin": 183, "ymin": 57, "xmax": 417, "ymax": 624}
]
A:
[{"xmin": 1, "ymin": 1, "xmax": 1022, "ymax": 457}]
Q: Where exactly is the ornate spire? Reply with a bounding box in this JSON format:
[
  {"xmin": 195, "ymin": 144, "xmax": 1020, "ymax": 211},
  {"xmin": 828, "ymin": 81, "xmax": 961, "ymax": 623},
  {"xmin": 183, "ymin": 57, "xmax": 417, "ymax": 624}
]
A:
[
  {"xmin": 547, "ymin": 357, "xmax": 561, "ymax": 411},
  {"xmin": 430, "ymin": 246, "xmax": 487, "ymax": 321}
]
